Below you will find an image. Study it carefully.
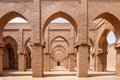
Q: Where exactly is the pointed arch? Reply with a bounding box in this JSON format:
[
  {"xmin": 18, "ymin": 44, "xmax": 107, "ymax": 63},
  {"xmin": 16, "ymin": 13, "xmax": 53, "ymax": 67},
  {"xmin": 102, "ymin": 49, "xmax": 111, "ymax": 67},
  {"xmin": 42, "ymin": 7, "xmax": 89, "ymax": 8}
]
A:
[
  {"xmin": 0, "ymin": 11, "xmax": 28, "ymax": 31},
  {"xmin": 53, "ymin": 45, "xmax": 66, "ymax": 51},
  {"xmin": 43, "ymin": 11, "xmax": 78, "ymax": 37},
  {"xmin": 50, "ymin": 35, "xmax": 69, "ymax": 46},
  {"xmin": 54, "ymin": 49, "xmax": 65, "ymax": 55},
  {"xmin": 94, "ymin": 12, "xmax": 120, "ymax": 40},
  {"xmin": 3, "ymin": 36, "xmax": 18, "ymax": 52},
  {"xmin": 89, "ymin": 38, "xmax": 94, "ymax": 49},
  {"xmin": 24, "ymin": 37, "xmax": 31, "ymax": 49},
  {"xmin": 3, "ymin": 36, "xmax": 18, "ymax": 69}
]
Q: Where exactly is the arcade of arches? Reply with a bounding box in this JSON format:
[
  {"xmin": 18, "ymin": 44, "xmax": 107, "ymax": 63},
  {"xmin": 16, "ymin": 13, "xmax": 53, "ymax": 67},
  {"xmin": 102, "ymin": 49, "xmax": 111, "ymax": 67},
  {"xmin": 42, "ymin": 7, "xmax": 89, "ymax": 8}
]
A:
[{"xmin": 0, "ymin": 0, "xmax": 120, "ymax": 79}]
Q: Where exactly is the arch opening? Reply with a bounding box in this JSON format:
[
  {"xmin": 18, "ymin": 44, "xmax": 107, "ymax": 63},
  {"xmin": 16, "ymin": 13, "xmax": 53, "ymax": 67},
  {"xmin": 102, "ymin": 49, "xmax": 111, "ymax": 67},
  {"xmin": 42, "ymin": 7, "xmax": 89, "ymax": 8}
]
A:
[{"xmin": 43, "ymin": 11, "xmax": 78, "ymax": 40}]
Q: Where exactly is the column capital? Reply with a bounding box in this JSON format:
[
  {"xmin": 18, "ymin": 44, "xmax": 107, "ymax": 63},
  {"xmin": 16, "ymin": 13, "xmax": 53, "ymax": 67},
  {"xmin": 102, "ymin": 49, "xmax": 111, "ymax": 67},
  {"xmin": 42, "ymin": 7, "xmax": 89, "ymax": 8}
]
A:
[
  {"xmin": 31, "ymin": 43, "xmax": 45, "ymax": 48},
  {"xmin": 0, "ymin": 43, "xmax": 4, "ymax": 48},
  {"xmin": 75, "ymin": 44, "xmax": 89, "ymax": 48},
  {"xmin": 115, "ymin": 43, "xmax": 120, "ymax": 49},
  {"xmin": 19, "ymin": 53, "xmax": 26, "ymax": 55},
  {"xmin": 70, "ymin": 53, "xmax": 75, "ymax": 55},
  {"xmin": 45, "ymin": 53, "xmax": 50, "ymax": 55}
]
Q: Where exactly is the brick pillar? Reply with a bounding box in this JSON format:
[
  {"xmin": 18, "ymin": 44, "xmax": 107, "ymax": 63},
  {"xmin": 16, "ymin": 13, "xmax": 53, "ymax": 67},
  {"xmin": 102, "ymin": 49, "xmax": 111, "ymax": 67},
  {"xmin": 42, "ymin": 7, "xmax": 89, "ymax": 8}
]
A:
[
  {"xmin": 77, "ymin": 45, "xmax": 89, "ymax": 77},
  {"xmin": 96, "ymin": 51, "xmax": 107, "ymax": 72},
  {"xmin": 53, "ymin": 60, "xmax": 56, "ymax": 68},
  {"xmin": 102, "ymin": 53, "xmax": 107, "ymax": 72},
  {"xmin": 116, "ymin": 47, "xmax": 120, "ymax": 76},
  {"xmin": 64, "ymin": 59, "xmax": 66, "ymax": 68},
  {"xmin": 93, "ymin": 55, "xmax": 97, "ymax": 71},
  {"xmin": 68, "ymin": 53, "xmax": 75, "ymax": 71},
  {"xmin": 66, "ymin": 57, "xmax": 69, "ymax": 69},
  {"xmin": 50, "ymin": 57, "xmax": 53, "ymax": 69},
  {"xmin": 32, "ymin": 45, "xmax": 44, "ymax": 77},
  {"xmin": 18, "ymin": 53, "xmax": 26, "ymax": 71},
  {"xmin": 44, "ymin": 53, "xmax": 50, "ymax": 71},
  {"xmin": 96, "ymin": 54, "xmax": 103, "ymax": 71},
  {"xmin": 0, "ymin": 47, "xmax": 3, "ymax": 76}
]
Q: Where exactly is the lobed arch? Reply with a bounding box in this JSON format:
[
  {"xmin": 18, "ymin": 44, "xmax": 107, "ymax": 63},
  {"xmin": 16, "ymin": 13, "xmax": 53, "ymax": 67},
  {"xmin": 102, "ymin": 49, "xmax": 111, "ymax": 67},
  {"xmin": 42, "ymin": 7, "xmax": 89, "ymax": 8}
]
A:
[
  {"xmin": 93, "ymin": 12, "xmax": 120, "ymax": 42},
  {"xmin": 43, "ymin": 11, "xmax": 78, "ymax": 39},
  {"xmin": 3, "ymin": 36, "xmax": 18, "ymax": 69},
  {"xmin": 54, "ymin": 50, "xmax": 65, "ymax": 61},
  {"xmin": 50, "ymin": 35, "xmax": 69, "ymax": 47},
  {"xmin": 3, "ymin": 36, "xmax": 18, "ymax": 52},
  {"xmin": 53, "ymin": 45, "xmax": 66, "ymax": 53},
  {"xmin": 98, "ymin": 29, "xmax": 115, "ymax": 48},
  {"xmin": 54, "ymin": 49, "xmax": 65, "ymax": 55},
  {"xmin": 24, "ymin": 37, "xmax": 31, "ymax": 54}
]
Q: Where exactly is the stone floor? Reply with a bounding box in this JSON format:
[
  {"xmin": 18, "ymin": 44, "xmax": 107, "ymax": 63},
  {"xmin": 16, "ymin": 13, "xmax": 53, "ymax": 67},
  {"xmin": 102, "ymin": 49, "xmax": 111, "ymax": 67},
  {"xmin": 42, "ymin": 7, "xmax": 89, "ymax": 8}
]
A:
[{"xmin": 0, "ymin": 66, "xmax": 120, "ymax": 80}]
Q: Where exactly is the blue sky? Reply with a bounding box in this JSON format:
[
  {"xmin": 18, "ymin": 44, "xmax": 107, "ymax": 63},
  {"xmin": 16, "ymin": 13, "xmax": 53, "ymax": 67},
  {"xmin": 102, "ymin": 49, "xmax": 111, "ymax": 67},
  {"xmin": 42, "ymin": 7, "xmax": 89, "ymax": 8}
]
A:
[
  {"xmin": 107, "ymin": 31, "xmax": 116, "ymax": 44},
  {"xmin": 10, "ymin": 17, "xmax": 116, "ymax": 45}
]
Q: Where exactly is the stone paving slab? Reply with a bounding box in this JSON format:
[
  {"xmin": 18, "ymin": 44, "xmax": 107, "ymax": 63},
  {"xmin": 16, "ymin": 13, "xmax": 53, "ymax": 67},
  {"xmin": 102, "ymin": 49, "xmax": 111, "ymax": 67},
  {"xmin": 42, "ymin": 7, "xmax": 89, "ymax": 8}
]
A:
[{"xmin": 0, "ymin": 67, "xmax": 120, "ymax": 80}]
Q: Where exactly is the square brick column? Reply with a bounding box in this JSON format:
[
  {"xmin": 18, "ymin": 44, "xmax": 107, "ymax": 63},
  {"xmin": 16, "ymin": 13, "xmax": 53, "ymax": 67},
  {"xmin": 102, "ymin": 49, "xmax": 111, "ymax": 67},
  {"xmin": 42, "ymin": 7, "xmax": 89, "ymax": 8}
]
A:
[
  {"xmin": 102, "ymin": 53, "xmax": 107, "ymax": 72},
  {"xmin": 96, "ymin": 55, "xmax": 103, "ymax": 72},
  {"xmin": 96, "ymin": 53, "xmax": 107, "ymax": 72},
  {"xmin": 77, "ymin": 45, "xmax": 89, "ymax": 77},
  {"xmin": 32, "ymin": 45, "xmax": 44, "ymax": 77},
  {"xmin": 93, "ymin": 55, "xmax": 97, "ymax": 71},
  {"xmin": 68, "ymin": 53, "xmax": 75, "ymax": 71},
  {"xmin": 66, "ymin": 57, "xmax": 69, "ymax": 69},
  {"xmin": 116, "ymin": 47, "xmax": 120, "ymax": 76},
  {"xmin": 53, "ymin": 60, "xmax": 56, "ymax": 68},
  {"xmin": 0, "ymin": 47, "xmax": 3, "ymax": 76},
  {"xmin": 18, "ymin": 53, "xmax": 26, "ymax": 71},
  {"xmin": 50, "ymin": 57, "xmax": 53, "ymax": 69},
  {"xmin": 44, "ymin": 53, "xmax": 50, "ymax": 71}
]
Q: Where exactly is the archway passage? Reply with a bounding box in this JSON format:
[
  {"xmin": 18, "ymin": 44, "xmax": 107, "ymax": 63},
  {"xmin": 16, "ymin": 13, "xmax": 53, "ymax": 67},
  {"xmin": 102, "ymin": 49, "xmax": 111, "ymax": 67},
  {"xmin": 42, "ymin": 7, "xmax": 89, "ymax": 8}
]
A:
[
  {"xmin": 3, "ymin": 36, "xmax": 18, "ymax": 70},
  {"xmin": 57, "ymin": 62, "xmax": 60, "ymax": 66},
  {"xmin": 3, "ymin": 43, "xmax": 17, "ymax": 70},
  {"xmin": 0, "ymin": 11, "xmax": 29, "ymax": 76},
  {"xmin": 91, "ymin": 12, "xmax": 119, "ymax": 77},
  {"xmin": 43, "ymin": 11, "xmax": 78, "ymax": 39}
]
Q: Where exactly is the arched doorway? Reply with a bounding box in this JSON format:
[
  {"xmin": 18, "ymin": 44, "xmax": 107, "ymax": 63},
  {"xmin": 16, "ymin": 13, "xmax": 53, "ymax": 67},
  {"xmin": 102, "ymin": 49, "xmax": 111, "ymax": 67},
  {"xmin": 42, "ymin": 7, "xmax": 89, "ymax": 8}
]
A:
[
  {"xmin": 3, "ymin": 36, "xmax": 18, "ymax": 70},
  {"xmin": 0, "ymin": 11, "xmax": 30, "ymax": 75},
  {"xmin": 43, "ymin": 11, "xmax": 77, "ymax": 76},
  {"xmin": 92, "ymin": 12, "xmax": 120, "ymax": 76}
]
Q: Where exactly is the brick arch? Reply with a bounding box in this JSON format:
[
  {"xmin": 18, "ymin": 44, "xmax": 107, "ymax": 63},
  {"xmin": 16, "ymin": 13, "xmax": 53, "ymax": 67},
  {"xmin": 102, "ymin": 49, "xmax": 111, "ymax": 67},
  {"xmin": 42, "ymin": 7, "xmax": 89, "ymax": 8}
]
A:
[
  {"xmin": 54, "ymin": 49, "xmax": 65, "ymax": 55},
  {"xmin": 3, "ymin": 36, "xmax": 18, "ymax": 69},
  {"xmin": 0, "ymin": 11, "xmax": 28, "ymax": 31},
  {"xmin": 50, "ymin": 35, "xmax": 69, "ymax": 47},
  {"xmin": 98, "ymin": 29, "xmax": 115, "ymax": 48},
  {"xmin": 24, "ymin": 37, "xmax": 31, "ymax": 54},
  {"xmin": 53, "ymin": 45, "xmax": 66, "ymax": 53},
  {"xmin": 93, "ymin": 12, "xmax": 120, "ymax": 42},
  {"xmin": 3, "ymin": 36, "xmax": 18, "ymax": 53},
  {"xmin": 24, "ymin": 37, "xmax": 31, "ymax": 49},
  {"xmin": 89, "ymin": 38, "xmax": 94, "ymax": 49},
  {"xmin": 54, "ymin": 50, "xmax": 65, "ymax": 62},
  {"xmin": 0, "ymin": 11, "xmax": 31, "ymax": 44},
  {"xmin": 43, "ymin": 11, "xmax": 78, "ymax": 39}
]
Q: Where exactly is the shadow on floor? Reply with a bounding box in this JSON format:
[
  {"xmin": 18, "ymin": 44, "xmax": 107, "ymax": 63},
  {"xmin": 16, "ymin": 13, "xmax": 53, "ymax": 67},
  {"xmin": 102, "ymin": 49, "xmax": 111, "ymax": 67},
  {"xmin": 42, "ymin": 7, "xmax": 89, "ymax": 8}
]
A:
[
  {"xmin": 3, "ymin": 69, "xmax": 32, "ymax": 77},
  {"xmin": 44, "ymin": 73, "xmax": 76, "ymax": 77},
  {"xmin": 89, "ymin": 71, "xmax": 116, "ymax": 77}
]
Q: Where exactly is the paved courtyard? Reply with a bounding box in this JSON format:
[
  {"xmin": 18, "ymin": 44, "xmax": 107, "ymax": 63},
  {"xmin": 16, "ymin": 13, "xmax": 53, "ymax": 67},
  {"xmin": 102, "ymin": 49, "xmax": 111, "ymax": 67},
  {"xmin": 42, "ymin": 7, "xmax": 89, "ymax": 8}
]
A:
[{"xmin": 0, "ymin": 66, "xmax": 120, "ymax": 80}]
